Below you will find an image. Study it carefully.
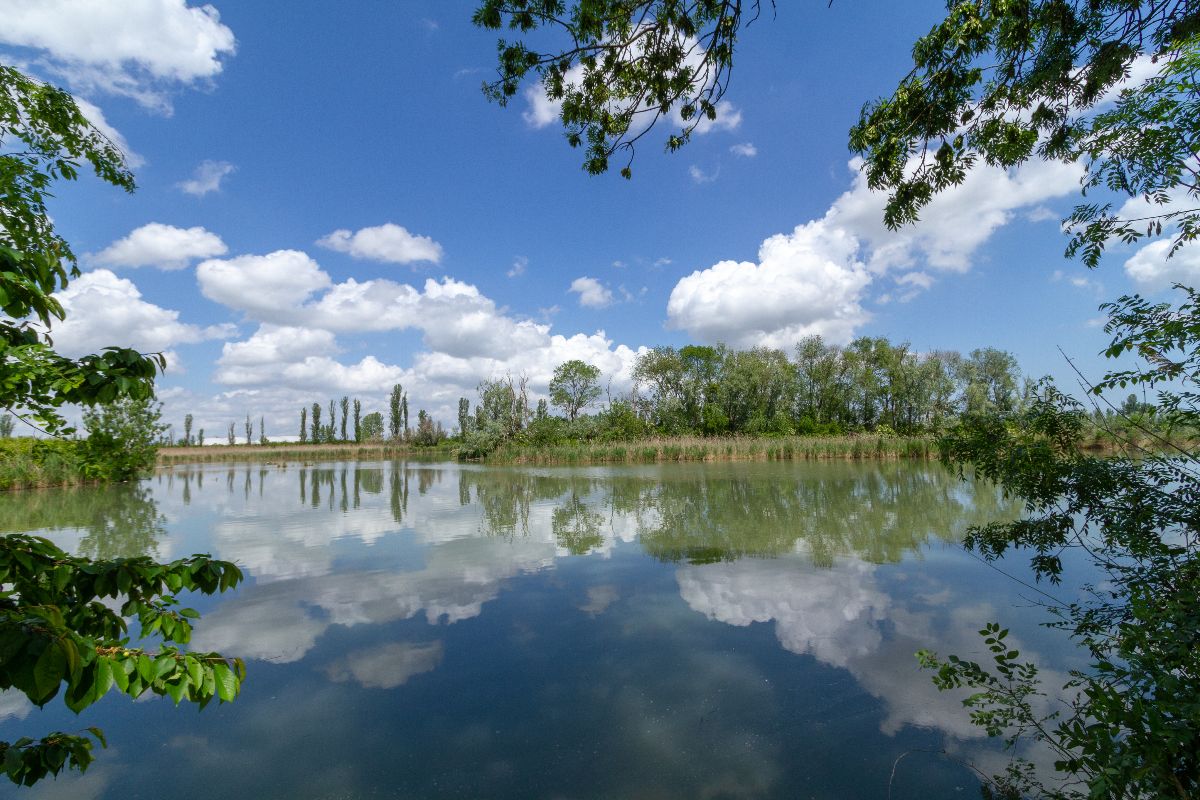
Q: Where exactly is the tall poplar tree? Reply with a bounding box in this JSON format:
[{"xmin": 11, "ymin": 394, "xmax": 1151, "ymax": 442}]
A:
[
  {"xmin": 458, "ymin": 397, "xmax": 470, "ymax": 435},
  {"xmin": 389, "ymin": 384, "xmax": 403, "ymax": 440}
]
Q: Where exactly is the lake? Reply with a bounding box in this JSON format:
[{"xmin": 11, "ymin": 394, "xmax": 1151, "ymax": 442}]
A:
[{"xmin": 0, "ymin": 459, "xmax": 1079, "ymax": 799}]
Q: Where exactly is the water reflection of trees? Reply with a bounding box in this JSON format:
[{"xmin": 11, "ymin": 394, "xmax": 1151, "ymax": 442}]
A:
[
  {"xmin": 453, "ymin": 463, "xmax": 1020, "ymax": 566},
  {"xmin": 152, "ymin": 461, "xmax": 1020, "ymax": 569},
  {"xmin": 552, "ymin": 492, "xmax": 605, "ymax": 554},
  {"xmin": 0, "ymin": 483, "xmax": 166, "ymax": 559},
  {"xmin": 633, "ymin": 464, "xmax": 1018, "ymax": 566}
]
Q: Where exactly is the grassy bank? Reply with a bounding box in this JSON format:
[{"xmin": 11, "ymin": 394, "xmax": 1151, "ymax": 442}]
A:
[
  {"xmin": 0, "ymin": 438, "xmax": 90, "ymax": 491},
  {"xmin": 478, "ymin": 434, "xmax": 938, "ymax": 465}
]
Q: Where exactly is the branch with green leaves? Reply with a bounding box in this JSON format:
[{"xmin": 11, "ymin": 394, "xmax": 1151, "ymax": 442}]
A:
[
  {"xmin": 1, "ymin": 64, "xmax": 161, "ymax": 435},
  {"xmin": 0, "ymin": 534, "xmax": 245, "ymax": 785},
  {"xmin": 474, "ymin": 0, "xmax": 770, "ymax": 176},
  {"xmin": 850, "ymin": 1, "xmax": 1200, "ymax": 265}
]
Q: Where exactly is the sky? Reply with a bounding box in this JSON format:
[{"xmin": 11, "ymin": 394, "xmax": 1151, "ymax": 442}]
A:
[{"xmin": 1, "ymin": 0, "xmax": 1187, "ymax": 438}]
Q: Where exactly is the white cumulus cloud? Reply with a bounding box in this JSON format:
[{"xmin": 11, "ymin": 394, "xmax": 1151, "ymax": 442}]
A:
[
  {"xmin": 49, "ymin": 269, "xmax": 231, "ymax": 362},
  {"xmin": 316, "ymin": 223, "xmax": 443, "ymax": 265},
  {"xmin": 0, "ymin": 0, "xmax": 237, "ymax": 112},
  {"xmin": 194, "ymin": 249, "xmax": 644, "ymax": 420},
  {"xmin": 92, "ymin": 222, "xmax": 227, "ymax": 270},
  {"xmin": 197, "ymin": 250, "xmax": 332, "ymax": 320},
  {"xmin": 729, "ymin": 142, "xmax": 757, "ymax": 157},
  {"xmin": 1123, "ymin": 239, "xmax": 1200, "ymax": 290},
  {"xmin": 570, "ymin": 276, "xmax": 614, "ymax": 309},
  {"xmin": 668, "ymin": 221, "xmax": 871, "ymax": 347},
  {"xmin": 667, "ymin": 157, "xmax": 1084, "ymax": 347}
]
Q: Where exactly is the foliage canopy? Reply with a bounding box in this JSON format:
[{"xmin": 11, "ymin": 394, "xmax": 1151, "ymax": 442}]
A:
[
  {"xmin": 1, "ymin": 61, "xmax": 242, "ymax": 788},
  {"xmin": 0, "ymin": 535, "xmax": 245, "ymax": 785},
  {"xmin": 0, "ymin": 65, "xmax": 161, "ymax": 434},
  {"xmin": 473, "ymin": 0, "xmax": 772, "ymax": 176},
  {"xmin": 475, "ymin": 0, "xmax": 1200, "ymax": 270}
]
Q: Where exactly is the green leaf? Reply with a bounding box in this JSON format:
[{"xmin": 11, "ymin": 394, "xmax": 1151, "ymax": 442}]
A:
[
  {"xmin": 136, "ymin": 654, "xmax": 154, "ymax": 685},
  {"xmin": 212, "ymin": 662, "xmax": 238, "ymax": 703},
  {"xmin": 32, "ymin": 642, "xmax": 66, "ymax": 702},
  {"xmin": 164, "ymin": 678, "xmax": 185, "ymax": 705}
]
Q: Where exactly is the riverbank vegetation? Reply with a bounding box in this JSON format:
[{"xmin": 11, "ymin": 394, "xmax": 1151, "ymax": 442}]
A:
[
  {"xmin": 149, "ymin": 335, "xmax": 1184, "ymax": 471},
  {"xmin": 1, "ymin": 398, "xmax": 166, "ymax": 491}
]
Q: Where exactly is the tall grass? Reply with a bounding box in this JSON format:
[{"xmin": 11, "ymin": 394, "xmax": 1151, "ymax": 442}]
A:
[
  {"xmin": 155, "ymin": 441, "xmax": 456, "ymax": 465},
  {"xmin": 480, "ymin": 434, "xmax": 936, "ymax": 465},
  {"xmin": 0, "ymin": 438, "xmax": 88, "ymax": 491}
]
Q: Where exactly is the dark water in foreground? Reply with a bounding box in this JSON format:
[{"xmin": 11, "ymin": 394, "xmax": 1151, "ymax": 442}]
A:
[{"xmin": 0, "ymin": 460, "xmax": 1079, "ymax": 799}]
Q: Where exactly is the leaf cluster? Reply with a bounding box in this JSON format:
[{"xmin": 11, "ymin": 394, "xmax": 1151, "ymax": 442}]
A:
[
  {"xmin": 931, "ymin": 298, "xmax": 1200, "ymax": 796},
  {"xmin": 0, "ymin": 534, "xmax": 245, "ymax": 785},
  {"xmin": 1, "ymin": 64, "xmax": 160, "ymax": 434},
  {"xmin": 473, "ymin": 0, "xmax": 770, "ymax": 175},
  {"xmin": 850, "ymin": 1, "xmax": 1200, "ymax": 265}
]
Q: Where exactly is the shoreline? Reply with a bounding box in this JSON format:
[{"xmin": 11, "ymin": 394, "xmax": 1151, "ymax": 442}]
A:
[{"xmin": 155, "ymin": 434, "xmax": 939, "ymax": 467}]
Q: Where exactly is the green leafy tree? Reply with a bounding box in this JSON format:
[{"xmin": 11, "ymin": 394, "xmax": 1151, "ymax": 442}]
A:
[
  {"xmin": 928, "ymin": 311, "xmax": 1200, "ymax": 797},
  {"xmin": 300, "ymin": 407, "xmax": 308, "ymax": 443},
  {"xmin": 80, "ymin": 397, "xmax": 166, "ymax": 482},
  {"xmin": 848, "ymin": 3, "xmax": 1200, "ymax": 267},
  {"xmin": 0, "ymin": 415, "xmax": 14, "ymax": 438},
  {"xmin": 259, "ymin": 415, "xmax": 266, "ymax": 445},
  {"xmin": 311, "ymin": 402, "xmax": 322, "ymax": 444},
  {"xmin": 353, "ymin": 398, "xmax": 362, "ymax": 442},
  {"xmin": 413, "ymin": 409, "xmax": 445, "ymax": 446},
  {"xmin": 182, "ymin": 414, "xmax": 193, "ymax": 447},
  {"xmin": 0, "ymin": 63, "xmax": 243, "ymax": 788},
  {"xmin": 197, "ymin": 428, "xmax": 204, "ymax": 447},
  {"xmin": 389, "ymin": 384, "xmax": 403, "ymax": 440},
  {"xmin": 0, "ymin": 66, "xmax": 162, "ymax": 435},
  {"xmin": 847, "ymin": 5, "xmax": 1200, "ymax": 797},
  {"xmin": 361, "ymin": 411, "xmax": 384, "ymax": 442},
  {"xmin": 458, "ymin": 397, "xmax": 471, "ymax": 436},
  {"xmin": 632, "ymin": 346, "xmax": 686, "ymax": 431},
  {"xmin": 474, "ymin": 0, "xmax": 1200, "ymax": 272},
  {"xmin": 243, "ymin": 414, "xmax": 252, "ymax": 446},
  {"xmin": 226, "ymin": 422, "xmax": 234, "ymax": 446},
  {"xmin": 339, "ymin": 396, "xmax": 349, "ymax": 442},
  {"xmin": 958, "ymin": 347, "xmax": 1022, "ymax": 416},
  {"xmin": 549, "ymin": 360, "xmax": 602, "ymax": 421}
]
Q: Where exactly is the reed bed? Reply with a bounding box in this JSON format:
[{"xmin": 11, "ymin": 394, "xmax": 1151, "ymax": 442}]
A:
[
  {"xmin": 0, "ymin": 439, "xmax": 89, "ymax": 491},
  {"xmin": 482, "ymin": 434, "xmax": 936, "ymax": 465},
  {"xmin": 155, "ymin": 442, "xmax": 454, "ymax": 466}
]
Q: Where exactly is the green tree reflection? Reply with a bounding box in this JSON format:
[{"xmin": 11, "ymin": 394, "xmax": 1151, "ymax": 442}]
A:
[{"xmin": 0, "ymin": 483, "xmax": 166, "ymax": 559}]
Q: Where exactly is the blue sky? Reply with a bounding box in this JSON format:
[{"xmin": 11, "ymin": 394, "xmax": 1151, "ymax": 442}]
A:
[{"xmin": 2, "ymin": 1, "xmax": 1183, "ymax": 436}]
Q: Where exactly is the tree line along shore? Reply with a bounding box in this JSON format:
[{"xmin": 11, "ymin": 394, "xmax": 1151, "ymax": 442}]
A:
[{"xmin": 6, "ymin": 335, "xmax": 1178, "ymax": 490}]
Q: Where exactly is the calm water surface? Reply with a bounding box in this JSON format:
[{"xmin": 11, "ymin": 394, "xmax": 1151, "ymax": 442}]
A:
[{"xmin": 0, "ymin": 460, "xmax": 1078, "ymax": 799}]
